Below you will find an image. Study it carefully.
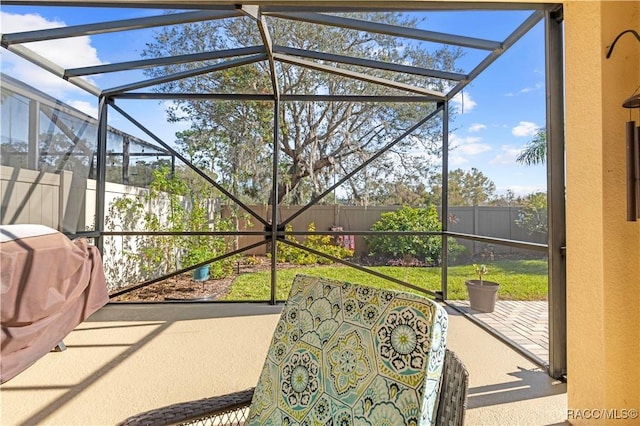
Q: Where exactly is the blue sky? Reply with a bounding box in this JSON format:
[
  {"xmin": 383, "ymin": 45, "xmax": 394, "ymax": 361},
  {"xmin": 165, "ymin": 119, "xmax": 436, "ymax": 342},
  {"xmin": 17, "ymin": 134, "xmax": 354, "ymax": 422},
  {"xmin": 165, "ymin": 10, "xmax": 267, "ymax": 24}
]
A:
[{"xmin": 1, "ymin": 6, "xmax": 547, "ymax": 197}]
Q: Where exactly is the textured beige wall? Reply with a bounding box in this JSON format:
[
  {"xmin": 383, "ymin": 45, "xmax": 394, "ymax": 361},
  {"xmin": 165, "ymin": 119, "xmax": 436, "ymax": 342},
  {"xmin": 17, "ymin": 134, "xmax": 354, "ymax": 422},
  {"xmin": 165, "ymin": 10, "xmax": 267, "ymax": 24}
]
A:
[{"xmin": 564, "ymin": 1, "xmax": 640, "ymax": 423}]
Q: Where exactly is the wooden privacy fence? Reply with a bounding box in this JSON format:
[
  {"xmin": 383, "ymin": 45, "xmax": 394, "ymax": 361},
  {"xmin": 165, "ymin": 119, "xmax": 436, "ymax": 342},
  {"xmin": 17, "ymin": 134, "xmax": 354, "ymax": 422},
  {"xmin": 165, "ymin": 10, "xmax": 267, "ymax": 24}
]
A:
[
  {"xmin": 1, "ymin": 165, "xmax": 546, "ymax": 259},
  {"xmin": 222, "ymin": 204, "xmax": 547, "ymax": 257}
]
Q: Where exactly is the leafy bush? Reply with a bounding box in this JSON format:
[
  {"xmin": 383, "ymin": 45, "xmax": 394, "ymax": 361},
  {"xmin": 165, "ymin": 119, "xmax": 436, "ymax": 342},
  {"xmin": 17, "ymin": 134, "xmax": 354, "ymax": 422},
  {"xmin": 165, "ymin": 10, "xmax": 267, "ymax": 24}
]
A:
[
  {"xmin": 243, "ymin": 255, "xmax": 262, "ymax": 266},
  {"xmin": 274, "ymin": 223, "xmax": 354, "ymax": 265},
  {"xmin": 105, "ymin": 166, "xmax": 239, "ymax": 287},
  {"xmin": 515, "ymin": 192, "xmax": 547, "ymax": 235},
  {"xmin": 181, "ymin": 202, "xmax": 237, "ymax": 279},
  {"xmin": 366, "ymin": 205, "xmax": 465, "ymax": 265},
  {"xmin": 104, "ymin": 196, "xmax": 147, "ymax": 289}
]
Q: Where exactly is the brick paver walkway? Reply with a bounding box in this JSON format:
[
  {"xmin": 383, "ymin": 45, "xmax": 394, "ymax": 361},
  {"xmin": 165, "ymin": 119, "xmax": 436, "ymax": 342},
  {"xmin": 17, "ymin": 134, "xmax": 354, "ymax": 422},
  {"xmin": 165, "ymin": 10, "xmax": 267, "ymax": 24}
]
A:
[{"xmin": 448, "ymin": 300, "xmax": 549, "ymax": 363}]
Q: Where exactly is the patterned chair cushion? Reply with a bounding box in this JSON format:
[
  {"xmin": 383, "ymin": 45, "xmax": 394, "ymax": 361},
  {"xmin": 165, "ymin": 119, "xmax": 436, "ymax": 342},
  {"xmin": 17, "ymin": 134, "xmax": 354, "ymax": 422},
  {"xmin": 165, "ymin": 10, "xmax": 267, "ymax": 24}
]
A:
[{"xmin": 247, "ymin": 274, "xmax": 448, "ymax": 425}]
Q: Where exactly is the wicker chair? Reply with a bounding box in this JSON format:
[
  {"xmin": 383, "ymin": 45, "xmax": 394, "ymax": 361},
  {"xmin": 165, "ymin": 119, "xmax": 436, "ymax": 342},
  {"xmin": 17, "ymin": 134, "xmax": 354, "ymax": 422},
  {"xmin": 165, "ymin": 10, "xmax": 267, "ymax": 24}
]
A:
[{"xmin": 119, "ymin": 275, "xmax": 469, "ymax": 426}]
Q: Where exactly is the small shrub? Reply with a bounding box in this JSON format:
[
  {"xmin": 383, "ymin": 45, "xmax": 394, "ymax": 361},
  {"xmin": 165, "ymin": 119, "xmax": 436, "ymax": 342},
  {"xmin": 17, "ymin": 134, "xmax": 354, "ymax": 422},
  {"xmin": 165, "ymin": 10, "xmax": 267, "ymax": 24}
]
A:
[
  {"xmin": 306, "ymin": 223, "xmax": 354, "ymax": 263},
  {"xmin": 366, "ymin": 205, "xmax": 466, "ymax": 265},
  {"xmin": 515, "ymin": 192, "xmax": 548, "ymax": 235},
  {"xmin": 105, "ymin": 166, "xmax": 240, "ymax": 288},
  {"xmin": 243, "ymin": 255, "xmax": 262, "ymax": 266},
  {"xmin": 182, "ymin": 215, "xmax": 237, "ymax": 280},
  {"xmin": 274, "ymin": 223, "xmax": 354, "ymax": 265},
  {"xmin": 209, "ymin": 259, "xmax": 235, "ymax": 279}
]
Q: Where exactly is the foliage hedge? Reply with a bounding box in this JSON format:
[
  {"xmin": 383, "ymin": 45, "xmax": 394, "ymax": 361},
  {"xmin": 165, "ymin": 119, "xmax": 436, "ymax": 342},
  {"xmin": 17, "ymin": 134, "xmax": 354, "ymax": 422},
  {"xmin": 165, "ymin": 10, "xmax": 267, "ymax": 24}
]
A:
[
  {"xmin": 274, "ymin": 223, "xmax": 354, "ymax": 265},
  {"xmin": 366, "ymin": 205, "xmax": 466, "ymax": 264}
]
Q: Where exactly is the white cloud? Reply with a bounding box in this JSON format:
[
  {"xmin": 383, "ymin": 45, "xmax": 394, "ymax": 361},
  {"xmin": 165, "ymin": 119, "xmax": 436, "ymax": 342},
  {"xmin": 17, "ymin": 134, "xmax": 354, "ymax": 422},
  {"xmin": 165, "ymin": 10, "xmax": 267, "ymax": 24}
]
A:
[
  {"xmin": 1, "ymin": 12, "xmax": 103, "ymax": 68},
  {"xmin": 3, "ymin": 56, "xmax": 81, "ymax": 100},
  {"xmin": 496, "ymin": 184, "xmax": 546, "ymax": 197},
  {"xmin": 512, "ymin": 121, "xmax": 539, "ymax": 137},
  {"xmin": 456, "ymin": 142, "xmax": 492, "ymax": 156},
  {"xmin": 1, "ymin": 12, "xmax": 105, "ymax": 98},
  {"xmin": 66, "ymin": 100, "xmax": 99, "ymax": 119},
  {"xmin": 450, "ymin": 134, "xmax": 482, "ymax": 146},
  {"xmin": 489, "ymin": 145, "xmax": 523, "ymax": 165},
  {"xmin": 520, "ymin": 83, "xmax": 544, "ymax": 93},
  {"xmin": 450, "ymin": 133, "xmax": 491, "ymax": 156},
  {"xmin": 505, "ymin": 82, "xmax": 544, "ymax": 97},
  {"xmin": 449, "ymin": 155, "xmax": 469, "ymax": 166},
  {"xmin": 1, "ymin": 12, "xmax": 65, "ymax": 32},
  {"xmin": 447, "ymin": 133, "xmax": 487, "ymax": 166},
  {"xmin": 468, "ymin": 123, "xmax": 487, "ymax": 133},
  {"xmin": 450, "ymin": 91, "xmax": 477, "ymax": 113}
]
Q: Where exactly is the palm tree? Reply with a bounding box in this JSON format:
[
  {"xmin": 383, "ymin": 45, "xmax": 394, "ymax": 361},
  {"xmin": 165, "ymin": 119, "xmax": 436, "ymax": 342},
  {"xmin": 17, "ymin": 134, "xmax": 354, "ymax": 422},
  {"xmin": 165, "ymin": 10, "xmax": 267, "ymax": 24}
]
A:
[{"xmin": 516, "ymin": 129, "xmax": 547, "ymax": 165}]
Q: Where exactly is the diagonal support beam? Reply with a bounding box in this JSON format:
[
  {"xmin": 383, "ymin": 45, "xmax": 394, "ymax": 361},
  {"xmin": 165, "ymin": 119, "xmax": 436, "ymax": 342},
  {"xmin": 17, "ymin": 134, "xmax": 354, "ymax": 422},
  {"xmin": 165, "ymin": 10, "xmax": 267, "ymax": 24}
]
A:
[
  {"xmin": 108, "ymin": 239, "xmax": 269, "ymax": 299},
  {"xmin": 273, "ymin": 45, "xmax": 467, "ymax": 82},
  {"xmin": 3, "ymin": 45, "xmax": 101, "ymax": 96},
  {"xmin": 274, "ymin": 53, "xmax": 445, "ymax": 98},
  {"xmin": 266, "ymin": 11, "xmax": 502, "ymax": 51},
  {"xmin": 40, "ymin": 105, "xmax": 93, "ymax": 158},
  {"xmin": 108, "ymin": 101, "xmax": 271, "ymax": 228},
  {"xmin": 447, "ymin": 10, "xmax": 544, "ymax": 100},
  {"xmin": 102, "ymin": 53, "xmax": 267, "ymax": 95},
  {"xmin": 1, "ymin": 10, "xmax": 240, "ymax": 45},
  {"xmin": 283, "ymin": 103, "xmax": 443, "ymax": 226},
  {"xmin": 240, "ymin": 5, "xmax": 280, "ymax": 98},
  {"xmin": 66, "ymin": 46, "xmax": 265, "ymax": 78}
]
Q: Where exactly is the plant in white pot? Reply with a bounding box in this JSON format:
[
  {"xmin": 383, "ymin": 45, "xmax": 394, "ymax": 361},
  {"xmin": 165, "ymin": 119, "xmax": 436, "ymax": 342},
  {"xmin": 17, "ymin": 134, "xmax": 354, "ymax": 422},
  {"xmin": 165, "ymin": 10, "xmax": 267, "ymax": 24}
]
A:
[{"xmin": 465, "ymin": 264, "xmax": 500, "ymax": 313}]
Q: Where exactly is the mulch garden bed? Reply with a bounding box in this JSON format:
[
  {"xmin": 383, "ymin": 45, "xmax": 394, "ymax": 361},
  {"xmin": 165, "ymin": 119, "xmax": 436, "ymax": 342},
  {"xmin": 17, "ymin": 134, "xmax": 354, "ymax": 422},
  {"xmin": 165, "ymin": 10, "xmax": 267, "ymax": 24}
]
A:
[{"xmin": 109, "ymin": 257, "xmax": 293, "ymax": 302}]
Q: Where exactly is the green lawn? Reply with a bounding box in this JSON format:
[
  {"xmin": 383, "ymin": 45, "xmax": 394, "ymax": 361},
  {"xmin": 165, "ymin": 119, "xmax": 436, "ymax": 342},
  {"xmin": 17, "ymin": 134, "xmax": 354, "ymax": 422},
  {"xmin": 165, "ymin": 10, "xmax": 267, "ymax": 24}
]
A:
[{"xmin": 223, "ymin": 259, "xmax": 548, "ymax": 301}]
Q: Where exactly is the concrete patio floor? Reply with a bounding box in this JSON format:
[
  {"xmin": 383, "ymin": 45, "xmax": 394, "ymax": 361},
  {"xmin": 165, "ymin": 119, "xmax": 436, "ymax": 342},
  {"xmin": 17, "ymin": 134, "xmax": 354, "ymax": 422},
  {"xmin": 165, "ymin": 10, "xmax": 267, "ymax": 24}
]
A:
[
  {"xmin": 0, "ymin": 303, "xmax": 567, "ymax": 426},
  {"xmin": 449, "ymin": 300, "xmax": 549, "ymax": 364}
]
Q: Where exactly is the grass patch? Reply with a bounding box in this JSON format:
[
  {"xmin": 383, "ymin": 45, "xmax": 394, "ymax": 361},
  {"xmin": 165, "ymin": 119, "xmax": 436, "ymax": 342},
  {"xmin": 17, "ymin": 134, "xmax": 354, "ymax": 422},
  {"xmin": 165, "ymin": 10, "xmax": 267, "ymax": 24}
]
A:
[{"xmin": 224, "ymin": 259, "xmax": 548, "ymax": 301}]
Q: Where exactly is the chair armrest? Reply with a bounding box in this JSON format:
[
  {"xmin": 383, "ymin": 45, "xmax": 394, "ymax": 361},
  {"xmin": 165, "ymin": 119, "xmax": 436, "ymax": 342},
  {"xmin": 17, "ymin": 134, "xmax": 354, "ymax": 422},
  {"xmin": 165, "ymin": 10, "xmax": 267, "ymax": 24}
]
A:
[
  {"xmin": 434, "ymin": 349, "xmax": 469, "ymax": 426},
  {"xmin": 117, "ymin": 388, "xmax": 254, "ymax": 426}
]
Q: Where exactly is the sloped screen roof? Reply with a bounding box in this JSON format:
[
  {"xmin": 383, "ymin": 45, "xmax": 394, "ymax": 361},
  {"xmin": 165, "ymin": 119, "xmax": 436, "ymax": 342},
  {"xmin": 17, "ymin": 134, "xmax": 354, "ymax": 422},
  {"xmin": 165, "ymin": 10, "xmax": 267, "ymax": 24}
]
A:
[{"xmin": 1, "ymin": 1, "xmax": 549, "ymax": 102}]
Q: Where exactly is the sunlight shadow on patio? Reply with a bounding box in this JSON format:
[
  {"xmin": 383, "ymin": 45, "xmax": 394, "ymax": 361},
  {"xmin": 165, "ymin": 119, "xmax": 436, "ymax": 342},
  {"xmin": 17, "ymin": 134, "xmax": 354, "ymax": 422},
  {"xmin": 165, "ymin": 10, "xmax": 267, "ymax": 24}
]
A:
[
  {"xmin": 445, "ymin": 307, "xmax": 566, "ymax": 425},
  {"xmin": 0, "ymin": 304, "xmax": 282, "ymax": 425},
  {"xmin": 0, "ymin": 303, "xmax": 566, "ymax": 425},
  {"xmin": 0, "ymin": 321, "xmax": 172, "ymax": 425},
  {"xmin": 468, "ymin": 366, "xmax": 566, "ymax": 408}
]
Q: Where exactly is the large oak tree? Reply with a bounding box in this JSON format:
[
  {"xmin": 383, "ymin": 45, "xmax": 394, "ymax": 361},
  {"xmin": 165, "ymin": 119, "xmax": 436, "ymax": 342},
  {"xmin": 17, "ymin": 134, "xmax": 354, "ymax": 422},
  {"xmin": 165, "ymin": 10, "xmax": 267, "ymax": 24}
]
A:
[{"xmin": 143, "ymin": 13, "xmax": 462, "ymax": 205}]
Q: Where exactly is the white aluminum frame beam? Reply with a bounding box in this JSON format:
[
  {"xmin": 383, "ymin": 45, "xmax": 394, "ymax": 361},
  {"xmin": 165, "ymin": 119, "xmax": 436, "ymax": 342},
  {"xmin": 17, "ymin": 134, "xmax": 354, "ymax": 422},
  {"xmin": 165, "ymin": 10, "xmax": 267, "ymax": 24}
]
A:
[
  {"xmin": 266, "ymin": 11, "xmax": 502, "ymax": 51},
  {"xmin": 1, "ymin": 10, "xmax": 240, "ymax": 45},
  {"xmin": 65, "ymin": 46, "xmax": 265, "ymax": 77},
  {"xmin": 103, "ymin": 53, "xmax": 268, "ymax": 95},
  {"xmin": 447, "ymin": 10, "xmax": 544, "ymax": 100},
  {"xmin": 110, "ymin": 93, "xmax": 440, "ymax": 102},
  {"xmin": 274, "ymin": 53, "xmax": 446, "ymax": 99},
  {"xmin": 2, "ymin": 1, "xmax": 553, "ymax": 12},
  {"xmin": 4, "ymin": 44, "xmax": 101, "ymax": 96},
  {"xmin": 261, "ymin": 3, "xmax": 552, "ymax": 12},
  {"xmin": 240, "ymin": 5, "xmax": 280, "ymax": 98},
  {"xmin": 273, "ymin": 45, "xmax": 467, "ymax": 82}
]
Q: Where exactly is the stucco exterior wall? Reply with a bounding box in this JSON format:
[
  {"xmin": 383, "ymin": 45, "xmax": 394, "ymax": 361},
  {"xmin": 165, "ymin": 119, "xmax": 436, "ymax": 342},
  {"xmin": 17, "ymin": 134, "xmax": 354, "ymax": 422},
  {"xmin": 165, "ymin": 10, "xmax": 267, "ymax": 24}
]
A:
[{"xmin": 564, "ymin": 1, "xmax": 640, "ymax": 423}]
